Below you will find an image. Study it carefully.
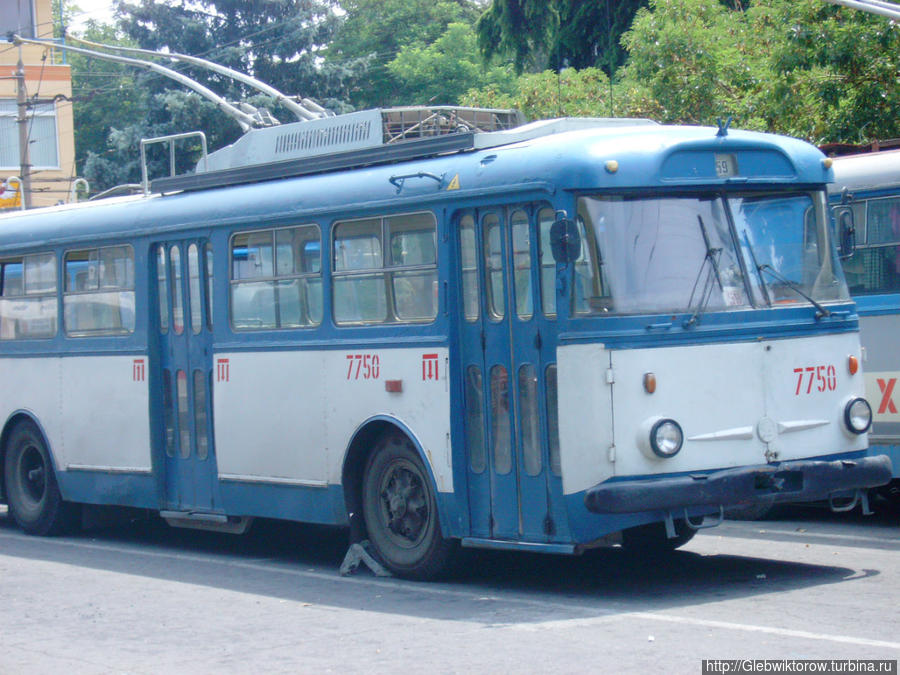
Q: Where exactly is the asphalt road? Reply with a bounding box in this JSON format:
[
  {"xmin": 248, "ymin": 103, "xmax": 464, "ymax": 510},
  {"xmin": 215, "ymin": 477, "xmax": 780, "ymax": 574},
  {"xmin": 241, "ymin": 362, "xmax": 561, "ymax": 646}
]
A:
[{"xmin": 0, "ymin": 503, "xmax": 898, "ymax": 674}]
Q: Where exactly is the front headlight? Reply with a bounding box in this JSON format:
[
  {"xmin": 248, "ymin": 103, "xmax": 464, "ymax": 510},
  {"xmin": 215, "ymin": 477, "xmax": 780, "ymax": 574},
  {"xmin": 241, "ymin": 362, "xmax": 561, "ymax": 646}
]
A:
[
  {"xmin": 844, "ymin": 397, "xmax": 872, "ymax": 435},
  {"xmin": 650, "ymin": 419, "xmax": 684, "ymax": 458}
]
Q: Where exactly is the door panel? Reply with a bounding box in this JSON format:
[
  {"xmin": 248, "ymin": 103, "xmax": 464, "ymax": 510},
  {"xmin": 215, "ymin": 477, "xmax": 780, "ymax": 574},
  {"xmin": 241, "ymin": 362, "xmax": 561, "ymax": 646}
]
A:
[
  {"xmin": 154, "ymin": 239, "xmax": 219, "ymax": 512},
  {"xmin": 458, "ymin": 205, "xmax": 567, "ymax": 542}
]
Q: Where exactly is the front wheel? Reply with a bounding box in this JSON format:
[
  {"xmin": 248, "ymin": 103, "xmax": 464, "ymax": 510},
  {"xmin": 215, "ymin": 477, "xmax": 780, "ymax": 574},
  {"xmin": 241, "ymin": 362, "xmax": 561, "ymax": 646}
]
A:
[
  {"xmin": 361, "ymin": 433, "xmax": 455, "ymax": 580},
  {"xmin": 4, "ymin": 421, "xmax": 78, "ymax": 535}
]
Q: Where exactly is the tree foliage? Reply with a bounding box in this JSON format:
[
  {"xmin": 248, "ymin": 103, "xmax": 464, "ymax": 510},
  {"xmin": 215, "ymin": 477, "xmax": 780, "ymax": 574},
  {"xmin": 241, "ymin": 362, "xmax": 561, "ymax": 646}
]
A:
[
  {"xmin": 616, "ymin": 0, "xmax": 764, "ymax": 126},
  {"xmin": 114, "ymin": 0, "xmax": 354, "ymax": 103},
  {"xmin": 327, "ymin": 0, "xmax": 483, "ymax": 108},
  {"xmin": 617, "ymin": 0, "xmax": 900, "ymax": 142},
  {"xmin": 462, "ymin": 68, "xmax": 613, "ymax": 120},
  {"xmin": 387, "ymin": 23, "xmax": 516, "ymax": 106},
  {"xmin": 475, "ymin": 0, "xmax": 649, "ymax": 74},
  {"xmin": 750, "ymin": 0, "xmax": 900, "ymax": 144}
]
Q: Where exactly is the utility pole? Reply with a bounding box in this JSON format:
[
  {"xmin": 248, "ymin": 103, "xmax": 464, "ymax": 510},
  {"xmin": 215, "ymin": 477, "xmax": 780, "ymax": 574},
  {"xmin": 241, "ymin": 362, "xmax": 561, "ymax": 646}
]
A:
[{"xmin": 16, "ymin": 53, "xmax": 31, "ymax": 210}]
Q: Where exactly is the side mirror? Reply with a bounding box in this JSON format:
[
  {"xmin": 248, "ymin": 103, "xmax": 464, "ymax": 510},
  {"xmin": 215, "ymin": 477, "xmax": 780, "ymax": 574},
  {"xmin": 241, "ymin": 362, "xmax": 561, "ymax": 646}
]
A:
[
  {"xmin": 834, "ymin": 206, "xmax": 856, "ymax": 258},
  {"xmin": 550, "ymin": 217, "xmax": 581, "ymax": 263}
]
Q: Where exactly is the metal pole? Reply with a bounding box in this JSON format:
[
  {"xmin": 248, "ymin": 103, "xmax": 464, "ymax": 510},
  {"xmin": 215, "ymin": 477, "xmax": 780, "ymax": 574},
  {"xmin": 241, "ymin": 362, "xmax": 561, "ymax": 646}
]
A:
[
  {"xmin": 16, "ymin": 55, "xmax": 31, "ymax": 210},
  {"xmin": 822, "ymin": 0, "xmax": 900, "ymax": 19}
]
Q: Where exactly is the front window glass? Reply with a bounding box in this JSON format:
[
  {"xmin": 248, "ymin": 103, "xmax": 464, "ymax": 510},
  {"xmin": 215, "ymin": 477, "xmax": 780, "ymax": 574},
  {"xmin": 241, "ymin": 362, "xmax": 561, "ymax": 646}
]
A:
[
  {"xmin": 576, "ymin": 191, "xmax": 848, "ymax": 315},
  {"xmin": 734, "ymin": 191, "xmax": 848, "ymax": 305}
]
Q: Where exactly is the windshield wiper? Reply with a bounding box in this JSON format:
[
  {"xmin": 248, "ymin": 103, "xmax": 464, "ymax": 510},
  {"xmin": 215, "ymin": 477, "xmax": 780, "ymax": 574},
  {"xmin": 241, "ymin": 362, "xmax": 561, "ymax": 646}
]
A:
[
  {"xmin": 683, "ymin": 215, "xmax": 723, "ymax": 329},
  {"xmin": 757, "ymin": 264, "xmax": 831, "ymax": 319},
  {"xmin": 742, "ymin": 230, "xmax": 771, "ymax": 306}
]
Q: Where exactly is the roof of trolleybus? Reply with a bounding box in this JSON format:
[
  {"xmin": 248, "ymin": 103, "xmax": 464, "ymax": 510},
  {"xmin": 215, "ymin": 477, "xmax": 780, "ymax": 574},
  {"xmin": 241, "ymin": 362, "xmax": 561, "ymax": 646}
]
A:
[
  {"xmin": 828, "ymin": 148, "xmax": 900, "ymax": 192},
  {"xmin": 0, "ymin": 121, "xmax": 836, "ymax": 252}
]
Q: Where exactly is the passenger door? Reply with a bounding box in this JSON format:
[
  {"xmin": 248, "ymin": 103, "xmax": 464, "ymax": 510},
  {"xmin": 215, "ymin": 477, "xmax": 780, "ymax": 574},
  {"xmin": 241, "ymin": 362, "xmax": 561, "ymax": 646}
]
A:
[
  {"xmin": 152, "ymin": 240, "xmax": 219, "ymax": 512},
  {"xmin": 458, "ymin": 206, "xmax": 566, "ymax": 542}
]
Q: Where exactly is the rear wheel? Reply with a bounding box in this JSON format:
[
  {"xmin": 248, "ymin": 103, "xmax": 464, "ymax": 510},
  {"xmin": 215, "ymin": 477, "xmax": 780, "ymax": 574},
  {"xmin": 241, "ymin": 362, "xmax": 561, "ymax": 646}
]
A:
[
  {"xmin": 4, "ymin": 421, "xmax": 78, "ymax": 535},
  {"xmin": 361, "ymin": 432, "xmax": 455, "ymax": 580},
  {"xmin": 621, "ymin": 519, "xmax": 697, "ymax": 553}
]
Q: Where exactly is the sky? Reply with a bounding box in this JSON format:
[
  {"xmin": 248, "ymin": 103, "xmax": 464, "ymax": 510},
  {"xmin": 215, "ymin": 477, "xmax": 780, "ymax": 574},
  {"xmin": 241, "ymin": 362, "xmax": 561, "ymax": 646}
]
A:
[{"xmin": 68, "ymin": 0, "xmax": 117, "ymax": 31}]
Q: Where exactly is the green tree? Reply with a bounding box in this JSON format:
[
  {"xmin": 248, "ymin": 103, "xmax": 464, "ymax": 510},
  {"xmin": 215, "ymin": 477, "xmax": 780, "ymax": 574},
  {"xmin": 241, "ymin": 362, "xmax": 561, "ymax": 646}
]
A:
[
  {"xmin": 475, "ymin": 0, "xmax": 649, "ymax": 74},
  {"xmin": 616, "ymin": 0, "xmax": 764, "ymax": 126},
  {"xmin": 114, "ymin": 0, "xmax": 354, "ymax": 104},
  {"xmin": 615, "ymin": 0, "xmax": 900, "ymax": 143},
  {"xmin": 67, "ymin": 20, "xmax": 149, "ymax": 188},
  {"xmin": 462, "ymin": 67, "xmax": 613, "ymax": 120},
  {"xmin": 387, "ymin": 23, "xmax": 516, "ymax": 105},
  {"xmin": 749, "ymin": 0, "xmax": 900, "ymax": 144},
  {"xmin": 329, "ymin": 0, "xmax": 483, "ymax": 108}
]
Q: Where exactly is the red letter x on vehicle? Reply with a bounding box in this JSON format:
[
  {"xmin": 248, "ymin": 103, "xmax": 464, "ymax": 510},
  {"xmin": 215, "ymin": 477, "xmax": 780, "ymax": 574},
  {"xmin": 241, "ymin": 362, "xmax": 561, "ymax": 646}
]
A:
[{"xmin": 877, "ymin": 378, "xmax": 898, "ymax": 414}]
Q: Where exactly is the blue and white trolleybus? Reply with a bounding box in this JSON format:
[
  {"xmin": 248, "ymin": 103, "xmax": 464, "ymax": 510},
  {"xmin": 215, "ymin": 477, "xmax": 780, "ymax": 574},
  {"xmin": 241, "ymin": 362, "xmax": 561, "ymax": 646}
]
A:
[{"xmin": 0, "ymin": 108, "xmax": 891, "ymax": 578}]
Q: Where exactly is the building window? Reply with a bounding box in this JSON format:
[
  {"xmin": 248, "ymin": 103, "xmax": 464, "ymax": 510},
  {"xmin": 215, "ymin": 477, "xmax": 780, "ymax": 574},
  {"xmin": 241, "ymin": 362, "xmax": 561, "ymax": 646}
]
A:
[
  {"xmin": 0, "ymin": 100, "xmax": 61, "ymax": 170},
  {"xmin": 0, "ymin": 1, "xmax": 36, "ymax": 39}
]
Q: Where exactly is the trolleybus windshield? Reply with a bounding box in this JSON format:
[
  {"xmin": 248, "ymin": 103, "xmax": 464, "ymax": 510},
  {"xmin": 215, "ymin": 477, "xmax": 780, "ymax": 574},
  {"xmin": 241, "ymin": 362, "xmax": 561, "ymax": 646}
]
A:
[{"xmin": 574, "ymin": 190, "xmax": 849, "ymax": 316}]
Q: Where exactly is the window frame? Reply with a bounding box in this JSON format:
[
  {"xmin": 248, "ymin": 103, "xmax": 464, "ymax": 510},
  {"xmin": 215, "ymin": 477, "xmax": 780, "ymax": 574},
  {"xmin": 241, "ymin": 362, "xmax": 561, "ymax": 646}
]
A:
[
  {"xmin": 842, "ymin": 194, "xmax": 900, "ymax": 296},
  {"xmin": 0, "ymin": 251, "xmax": 58, "ymax": 340},
  {"xmin": 229, "ymin": 223, "xmax": 323, "ymax": 331},
  {"xmin": 0, "ymin": 99, "xmax": 61, "ymax": 170},
  {"xmin": 331, "ymin": 210, "xmax": 438, "ymax": 326},
  {"xmin": 63, "ymin": 244, "xmax": 136, "ymax": 337}
]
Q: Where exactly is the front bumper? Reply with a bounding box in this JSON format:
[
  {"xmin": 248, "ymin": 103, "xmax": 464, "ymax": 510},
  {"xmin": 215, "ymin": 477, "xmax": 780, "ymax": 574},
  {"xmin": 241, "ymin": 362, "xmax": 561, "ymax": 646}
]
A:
[{"xmin": 584, "ymin": 455, "xmax": 893, "ymax": 514}]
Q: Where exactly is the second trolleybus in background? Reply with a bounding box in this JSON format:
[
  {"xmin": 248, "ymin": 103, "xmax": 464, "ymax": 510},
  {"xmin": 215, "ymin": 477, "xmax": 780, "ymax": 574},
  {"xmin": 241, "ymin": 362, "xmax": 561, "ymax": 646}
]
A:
[
  {"xmin": 0, "ymin": 106, "xmax": 892, "ymax": 579},
  {"xmin": 829, "ymin": 147, "xmax": 900, "ymax": 506}
]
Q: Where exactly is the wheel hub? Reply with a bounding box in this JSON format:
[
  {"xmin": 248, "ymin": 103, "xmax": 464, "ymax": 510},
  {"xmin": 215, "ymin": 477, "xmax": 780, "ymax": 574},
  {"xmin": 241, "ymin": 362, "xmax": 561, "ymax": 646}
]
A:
[
  {"xmin": 380, "ymin": 461, "xmax": 428, "ymax": 546},
  {"xmin": 20, "ymin": 445, "xmax": 47, "ymax": 504}
]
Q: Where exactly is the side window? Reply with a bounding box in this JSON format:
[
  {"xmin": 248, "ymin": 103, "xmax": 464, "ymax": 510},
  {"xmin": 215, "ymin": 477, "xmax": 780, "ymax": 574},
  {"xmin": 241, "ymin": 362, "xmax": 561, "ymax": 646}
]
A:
[
  {"xmin": 0, "ymin": 252, "xmax": 58, "ymax": 339},
  {"xmin": 333, "ymin": 218, "xmax": 385, "ymax": 324},
  {"xmin": 510, "ymin": 210, "xmax": 533, "ymax": 320},
  {"xmin": 333, "ymin": 211, "xmax": 437, "ymax": 325},
  {"xmin": 459, "ymin": 214, "xmax": 479, "ymax": 321},
  {"xmin": 64, "ymin": 245, "xmax": 135, "ymax": 336},
  {"xmin": 538, "ymin": 208, "xmax": 557, "ymax": 318},
  {"xmin": 843, "ymin": 196, "xmax": 900, "ymax": 295},
  {"xmin": 483, "ymin": 213, "xmax": 505, "ymax": 320},
  {"xmin": 388, "ymin": 213, "xmax": 437, "ymax": 321},
  {"xmin": 230, "ymin": 225, "xmax": 322, "ymax": 330}
]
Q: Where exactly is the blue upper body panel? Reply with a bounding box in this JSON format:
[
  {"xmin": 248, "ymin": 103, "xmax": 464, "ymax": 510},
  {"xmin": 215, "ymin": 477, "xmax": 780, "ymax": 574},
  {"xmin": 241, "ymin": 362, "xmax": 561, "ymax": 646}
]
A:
[{"xmin": 0, "ymin": 122, "xmax": 833, "ymax": 253}]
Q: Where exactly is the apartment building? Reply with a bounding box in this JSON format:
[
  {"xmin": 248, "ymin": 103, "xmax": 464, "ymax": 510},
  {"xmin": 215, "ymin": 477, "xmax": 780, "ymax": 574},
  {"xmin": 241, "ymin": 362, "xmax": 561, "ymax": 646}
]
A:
[{"xmin": 1, "ymin": 0, "xmax": 76, "ymax": 209}]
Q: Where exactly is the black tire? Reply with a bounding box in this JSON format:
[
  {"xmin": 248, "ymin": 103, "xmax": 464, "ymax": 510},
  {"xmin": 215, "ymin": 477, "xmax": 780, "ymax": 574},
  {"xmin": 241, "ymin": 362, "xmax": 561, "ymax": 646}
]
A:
[
  {"xmin": 621, "ymin": 518, "xmax": 697, "ymax": 553},
  {"xmin": 361, "ymin": 432, "xmax": 455, "ymax": 580},
  {"xmin": 4, "ymin": 421, "xmax": 78, "ymax": 536}
]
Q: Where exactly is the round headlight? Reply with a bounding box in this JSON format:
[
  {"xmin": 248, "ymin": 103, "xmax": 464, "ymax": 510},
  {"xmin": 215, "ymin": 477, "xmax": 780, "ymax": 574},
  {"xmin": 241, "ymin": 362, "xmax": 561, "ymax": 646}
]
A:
[
  {"xmin": 650, "ymin": 419, "xmax": 683, "ymax": 458},
  {"xmin": 844, "ymin": 397, "xmax": 872, "ymax": 435}
]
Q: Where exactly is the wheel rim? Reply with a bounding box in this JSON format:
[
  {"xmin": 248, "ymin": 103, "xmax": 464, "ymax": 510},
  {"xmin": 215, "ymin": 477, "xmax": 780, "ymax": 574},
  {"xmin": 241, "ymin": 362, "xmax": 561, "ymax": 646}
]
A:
[
  {"xmin": 377, "ymin": 457, "xmax": 431, "ymax": 550},
  {"xmin": 17, "ymin": 443, "xmax": 47, "ymax": 507}
]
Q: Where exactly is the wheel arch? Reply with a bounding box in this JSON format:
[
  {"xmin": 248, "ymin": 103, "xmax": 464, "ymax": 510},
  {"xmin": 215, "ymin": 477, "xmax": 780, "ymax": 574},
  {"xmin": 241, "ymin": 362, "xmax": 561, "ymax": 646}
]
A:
[
  {"xmin": 1, "ymin": 411, "xmax": 61, "ymax": 502},
  {"xmin": 340, "ymin": 415, "xmax": 444, "ymax": 543}
]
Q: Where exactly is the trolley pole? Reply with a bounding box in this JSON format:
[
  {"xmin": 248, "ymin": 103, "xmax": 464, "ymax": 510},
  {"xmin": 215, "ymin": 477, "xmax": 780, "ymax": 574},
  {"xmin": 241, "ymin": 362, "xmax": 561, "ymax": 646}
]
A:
[{"xmin": 16, "ymin": 55, "xmax": 32, "ymax": 210}]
